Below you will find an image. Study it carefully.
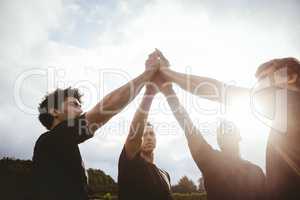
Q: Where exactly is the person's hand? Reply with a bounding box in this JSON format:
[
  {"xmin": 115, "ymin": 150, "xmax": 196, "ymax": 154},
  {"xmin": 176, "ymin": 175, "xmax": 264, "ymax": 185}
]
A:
[
  {"xmin": 145, "ymin": 49, "xmax": 172, "ymax": 94},
  {"xmin": 145, "ymin": 50, "xmax": 163, "ymax": 92},
  {"xmin": 145, "ymin": 51, "xmax": 160, "ymax": 72},
  {"xmin": 145, "ymin": 82, "xmax": 159, "ymax": 95},
  {"xmin": 151, "ymin": 72, "xmax": 166, "ymax": 91},
  {"xmin": 160, "ymin": 82, "xmax": 173, "ymax": 95},
  {"xmin": 155, "ymin": 48, "xmax": 170, "ymax": 68},
  {"xmin": 155, "ymin": 49, "xmax": 171, "ymax": 92},
  {"xmin": 145, "ymin": 80, "xmax": 173, "ymax": 97}
]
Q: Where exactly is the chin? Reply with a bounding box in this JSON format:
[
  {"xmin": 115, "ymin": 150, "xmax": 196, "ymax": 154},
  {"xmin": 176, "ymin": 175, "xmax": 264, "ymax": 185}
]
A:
[
  {"xmin": 142, "ymin": 148, "xmax": 155, "ymax": 153},
  {"xmin": 69, "ymin": 113, "xmax": 81, "ymax": 119}
]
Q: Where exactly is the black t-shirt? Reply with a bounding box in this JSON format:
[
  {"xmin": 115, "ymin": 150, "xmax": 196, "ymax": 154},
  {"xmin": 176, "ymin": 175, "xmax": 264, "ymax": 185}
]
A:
[
  {"xmin": 193, "ymin": 143, "xmax": 266, "ymax": 200},
  {"xmin": 32, "ymin": 114, "xmax": 93, "ymax": 200},
  {"xmin": 266, "ymin": 131, "xmax": 300, "ymax": 200},
  {"xmin": 265, "ymin": 90, "xmax": 300, "ymax": 200},
  {"xmin": 118, "ymin": 147, "xmax": 173, "ymax": 200}
]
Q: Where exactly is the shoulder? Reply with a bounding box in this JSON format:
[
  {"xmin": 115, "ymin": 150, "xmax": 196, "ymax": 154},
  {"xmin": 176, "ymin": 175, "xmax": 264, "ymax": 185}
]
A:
[
  {"xmin": 52, "ymin": 114, "xmax": 87, "ymax": 131},
  {"xmin": 34, "ymin": 132, "xmax": 52, "ymax": 148},
  {"xmin": 162, "ymin": 169, "xmax": 171, "ymax": 180},
  {"xmin": 52, "ymin": 114, "xmax": 93, "ymax": 143},
  {"xmin": 118, "ymin": 146, "xmax": 144, "ymax": 171},
  {"xmin": 195, "ymin": 148, "xmax": 221, "ymax": 164},
  {"xmin": 119, "ymin": 146, "xmax": 142, "ymax": 164},
  {"xmin": 243, "ymin": 160, "xmax": 262, "ymax": 171},
  {"xmin": 34, "ymin": 127, "xmax": 68, "ymax": 153},
  {"xmin": 242, "ymin": 160, "xmax": 265, "ymax": 178},
  {"xmin": 33, "ymin": 132, "xmax": 53, "ymax": 159},
  {"xmin": 118, "ymin": 146, "xmax": 127, "ymax": 163}
]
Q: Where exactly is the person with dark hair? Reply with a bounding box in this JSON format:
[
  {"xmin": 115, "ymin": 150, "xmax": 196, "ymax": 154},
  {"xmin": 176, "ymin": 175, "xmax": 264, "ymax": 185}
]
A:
[
  {"xmin": 38, "ymin": 87, "xmax": 83, "ymax": 130},
  {"xmin": 255, "ymin": 58, "xmax": 300, "ymax": 200},
  {"xmin": 32, "ymin": 50, "xmax": 162, "ymax": 200},
  {"xmin": 160, "ymin": 82, "xmax": 265, "ymax": 200},
  {"xmin": 156, "ymin": 50, "xmax": 300, "ymax": 199},
  {"xmin": 118, "ymin": 62, "xmax": 173, "ymax": 200}
]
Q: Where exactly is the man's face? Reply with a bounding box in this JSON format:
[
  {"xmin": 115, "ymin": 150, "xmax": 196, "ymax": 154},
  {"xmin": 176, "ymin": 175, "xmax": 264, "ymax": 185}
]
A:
[
  {"xmin": 256, "ymin": 64, "xmax": 293, "ymax": 89},
  {"xmin": 59, "ymin": 97, "xmax": 83, "ymax": 120},
  {"xmin": 141, "ymin": 126, "xmax": 156, "ymax": 153},
  {"xmin": 254, "ymin": 65, "xmax": 295, "ymax": 132}
]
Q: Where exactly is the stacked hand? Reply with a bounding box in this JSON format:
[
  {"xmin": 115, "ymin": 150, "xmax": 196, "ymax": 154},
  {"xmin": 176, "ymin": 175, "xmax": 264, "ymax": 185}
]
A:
[{"xmin": 145, "ymin": 49, "xmax": 172, "ymax": 94}]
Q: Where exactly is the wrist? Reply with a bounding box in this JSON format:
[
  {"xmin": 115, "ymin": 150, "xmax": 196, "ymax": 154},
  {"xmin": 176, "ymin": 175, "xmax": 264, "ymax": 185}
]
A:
[
  {"xmin": 144, "ymin": 67, "xmax": 158, "ymax": 80},
  {"xmin": 143, "ymin": 92, "xmax": 155, "ymax": 106},
  {"xmin": 160, "ymin": 68, "xmax": 172, "ymax": 81},
  {"xmin": 144, "ymin": 88, "xmax": 157, "ymax": 96},
  {"xmin": 162, "ymin": 86, "xmax": 174, "ymax": 96}
]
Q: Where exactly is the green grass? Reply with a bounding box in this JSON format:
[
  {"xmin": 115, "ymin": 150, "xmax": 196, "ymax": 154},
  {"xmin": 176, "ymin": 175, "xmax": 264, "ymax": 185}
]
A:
[
  {"xmin": 89, "ymin": 192, "xmax": 207, "ymax": 200},
  {"xmin": 173, "ymin": 193, "xmax": 207, "ymax": 200}
]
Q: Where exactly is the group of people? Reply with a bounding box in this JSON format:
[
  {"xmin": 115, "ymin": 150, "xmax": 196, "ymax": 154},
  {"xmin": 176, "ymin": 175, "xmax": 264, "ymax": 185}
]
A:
[{"xmin": 32, "ymin": 49, "xmax": 300, "ymax": 200}]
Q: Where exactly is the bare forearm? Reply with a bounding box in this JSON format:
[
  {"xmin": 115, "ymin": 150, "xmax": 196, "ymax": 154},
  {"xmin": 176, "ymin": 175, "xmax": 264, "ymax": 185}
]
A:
[
  {"xmin": 163, "ymin": 88, "xmax": 194, "ymax": 135},
  {"xmin": 161, "ymin": 69, "xmax": 223, "ymax": 100},
  {"xmin": 125, "ymin": 91, "xmax": 154, "ymax": 159},
  {"xmin": 163, "ymin": 88, "xmax": 209, "ymax": 153},
  {"xmin": 99, "ymin": 70, "xmax": 154, "ymax": 113},
  {"xmin": 128, "ymin": 92, "xmax": 154, "ymax": 140},
  {"xmin": 86, "ymin": 70, "xmax": 156, "ymax": 129},
  {"xmin": 161, "ymin": 69, "xmax": 249, "ymax": 103}
]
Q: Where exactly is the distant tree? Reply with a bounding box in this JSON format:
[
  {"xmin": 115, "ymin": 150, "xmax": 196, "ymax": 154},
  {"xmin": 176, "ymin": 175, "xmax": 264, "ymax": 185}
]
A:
[
  {"xmin": 87, "ymin": 168, "xmax": 118, "ymax": 196},
  {"xmin": 0, "ymin": 157, "xmax": 118, "ymax": 199},
  {"xmin": 103, "ymin": 192, "xmax": 112, "ymax": 200},
  {"xmin": 172, "ymin": 176, "xmax": 197, "ymax": 193},
  {"xmin": 198, "ymin": 177, "xmax": 206, "ymax": 193},
  {"xmin": 0, "ymin": 157, "xmax": 33, "ymax": 200}
]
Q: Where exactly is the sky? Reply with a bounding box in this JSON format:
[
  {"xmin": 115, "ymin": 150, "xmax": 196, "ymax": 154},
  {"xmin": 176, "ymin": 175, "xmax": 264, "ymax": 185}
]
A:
[{"xmin": 0, "ymin": 0, "xmax": 300, "ymax": 184}]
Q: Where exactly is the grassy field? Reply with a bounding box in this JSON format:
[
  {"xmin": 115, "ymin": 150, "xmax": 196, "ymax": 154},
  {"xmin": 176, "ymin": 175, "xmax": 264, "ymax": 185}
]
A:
[{"xmin": 89, "ymin": 192, "xmax": 207, "ymax": 200}]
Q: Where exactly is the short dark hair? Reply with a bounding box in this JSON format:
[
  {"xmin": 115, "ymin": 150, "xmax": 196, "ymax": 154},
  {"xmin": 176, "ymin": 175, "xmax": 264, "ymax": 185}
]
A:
[
  {"xmin": 255, "ymin": 57, "xmax": 300, "ymax": 79},
  {"xmin": 144, "ymin": 122, "xmax": 155, "ymax": 136},
  {"xmin": 38, "ymin": 87, "xmax": 82, "ymax": 130},
  {"xmin": 146, "ymin": 122, "xmax": 153, "ymax": 127}
]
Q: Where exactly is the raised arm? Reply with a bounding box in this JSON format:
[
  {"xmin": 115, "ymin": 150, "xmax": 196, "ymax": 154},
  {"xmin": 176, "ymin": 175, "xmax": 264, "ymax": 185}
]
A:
[
  {"xmin": 161, "ymin": 68, "xmax": 249, "ymax": 104},
  {"xmin": 156, "ymin": 49, "xmax": 249, "ymax": 104},
  {"xmin": 161, "ymin": 85, "xmax": 213, "ymax": 164},
  {"xmin": 85, "ymin": 51, "xmax": 160, "ymax": 134},
  {"xmin": 125, "ymin": 86, "xmax": 156, "ymax": 160}
]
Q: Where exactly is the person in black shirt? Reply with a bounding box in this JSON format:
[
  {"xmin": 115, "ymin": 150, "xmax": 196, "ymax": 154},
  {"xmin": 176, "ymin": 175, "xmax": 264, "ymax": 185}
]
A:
[
  {"xmin": 161, "ymin": 84, "xmax": 265, "ymax": 200},
  {"xmin": 158, "ymin": 50, "xmax": 300, "ymax": 200},
  {"xmin": 256, "ymin": 58, "xmax": 300, "ymax": 200},
  {"xmin": 118, "ymin": 70, "xmax": 173, "ymax": 200},
  {"xmin": 33, "ymin": 112, "xmax": 93, "ymax": 200},
  {"xmin": 32, "ymin": 50, "xmax": 162, "ymax": 200}
]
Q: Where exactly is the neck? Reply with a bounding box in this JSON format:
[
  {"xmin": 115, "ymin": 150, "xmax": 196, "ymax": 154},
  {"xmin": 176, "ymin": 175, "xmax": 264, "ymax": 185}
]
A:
[
  {"xmin": 50, "ymin": 119, "xmax": 62, "ymax": 130},
  {"xmin": 140, "ymin": 151, "xmax": 154, "ymax": 163}
]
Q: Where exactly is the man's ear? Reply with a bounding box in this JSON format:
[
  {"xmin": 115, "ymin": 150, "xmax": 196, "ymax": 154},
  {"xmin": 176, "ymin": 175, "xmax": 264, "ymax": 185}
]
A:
[{"xmin": 288, "ymin": 73, "xmax": 298, "ymax": 85}]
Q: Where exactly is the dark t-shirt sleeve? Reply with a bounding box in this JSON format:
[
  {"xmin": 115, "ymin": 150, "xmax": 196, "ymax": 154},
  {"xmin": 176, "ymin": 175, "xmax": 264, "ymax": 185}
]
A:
[
  {"xmin": 253, "ymin": 165, "xmax": 267, "ymax": 200},
  {"xmin": 62, "ymin": 113, "xmax": 94, "ymax": 144},
  {"xmin": 118, "ymin": 146, "xmax": 142, "ymax": 197},
  {"xmin": 119, "ymin": 146, "xmax": 140, "ymax": 169},
  {"xmin": 118, "ymin": 146, "xmax": 143, "ymax": 183},
  {"xmin": 166, "ymin": 171, "xmax": 171, "ymax": 183}
]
